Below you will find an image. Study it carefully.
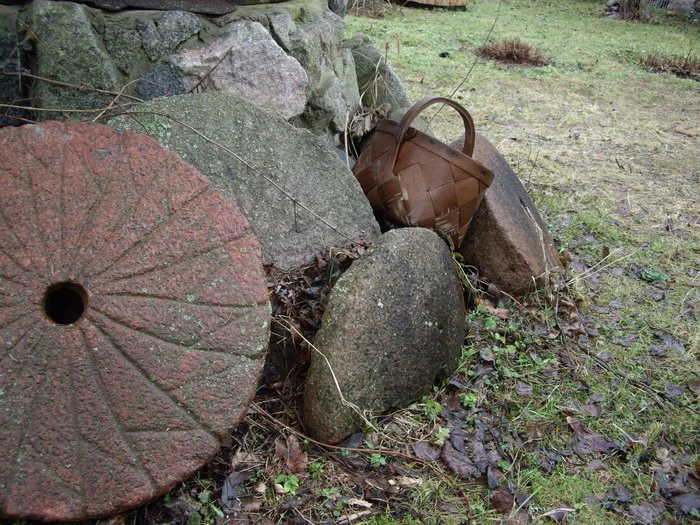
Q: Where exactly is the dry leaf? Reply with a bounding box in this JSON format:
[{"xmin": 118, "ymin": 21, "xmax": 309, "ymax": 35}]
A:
[
  {"xmin": 441, "ymin": 442, "xmax": 480, "ymax": 479},
  {"xmin": 275, "ymin": 435, "xmax": 308, "ymax": 474},
  {"xmin": 490, "ymin": 489, "xmax": 514, "ymax": 514}
]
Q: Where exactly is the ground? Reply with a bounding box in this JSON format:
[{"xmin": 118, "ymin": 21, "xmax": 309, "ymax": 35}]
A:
[
  {"xmin": 127, "ymin": 2, "xmax": 697, "ymax": 523},
  {"xmin": 5, "ymin": 1, "xmax": 699, "ymax": 524}
]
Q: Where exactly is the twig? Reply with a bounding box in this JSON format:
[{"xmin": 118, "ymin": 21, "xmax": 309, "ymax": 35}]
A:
[
  {"xmin": 248, "ymin": 402, "xmax": 450, "ymax": 474},
  {"xmin": 0, "ymin": 71, "xmax": 144, "ymax": 102},
  {"xmin": 278, "ymin": 318, "xmax": 377, "ymax": 431}
]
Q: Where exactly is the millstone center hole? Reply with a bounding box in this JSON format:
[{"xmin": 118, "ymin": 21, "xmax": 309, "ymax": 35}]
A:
[{"xmin": 44, "ymin": 282, "xmax": 88, "ymax": 325}]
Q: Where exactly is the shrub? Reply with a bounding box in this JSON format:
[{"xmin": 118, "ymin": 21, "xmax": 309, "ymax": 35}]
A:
[
  {"xmin": 475, "ymin": 39, "xmax": 552, "ymax": 67},
  {"xmin": 640, "ymin": 51, "xmax": 700, "ymax": 80}
]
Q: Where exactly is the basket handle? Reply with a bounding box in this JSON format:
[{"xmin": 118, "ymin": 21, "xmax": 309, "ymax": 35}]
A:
[{"xmin": 390, "ymin": 96, "xmax": 476, "ymax": 166}]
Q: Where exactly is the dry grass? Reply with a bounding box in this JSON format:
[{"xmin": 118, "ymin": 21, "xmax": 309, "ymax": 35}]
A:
[
  {"xmin": 347, "ymin": 0, "xmax": 394, "ymax": 18},
  {"xmin": 640, "ymin": 51, "xmax": 700, "ymax": 80},
  {"xmin": 475, "ymin": 39, "xmax": 551, "ymax": 67}
]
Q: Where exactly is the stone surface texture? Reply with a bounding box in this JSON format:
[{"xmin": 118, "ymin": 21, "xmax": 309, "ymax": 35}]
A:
[
  {"xmin": 666, "ymin": 0, "xmax": 694, "ymax": 14},
  {"xmin": 0, "ymin": 121, "xmax": 270, "ymax": 521},
  {"xmin": 28, "ymin": 0, "xmax": 122, "ymax": 121},
  {"xmin": 3, "ymin": 0, "xmax": 361, "ymax": 138},
  {"xmin": 343, "ymin": 33, "xmax": 412, "ymax": 112},
  {"xmin": 109, "ymin": 92, "xmax": 380, "ymax": 271},
  {"xmin": 457, "ymin": 134, "xmax": 562, "ymax": 294},
  {"xmin": 303, "ymin": 228, "xmax": 466, "ymax": 444},
  {"xmin": 72, "ymin": 0, "xmax": 282, "ymax": 13},
  {"xmin": 137, "ymin": 10, "xmax": 200, "ymax": 61},
  {"xmin": 171, "ymin": 20, "xmax": 308, "ymax": 120}
]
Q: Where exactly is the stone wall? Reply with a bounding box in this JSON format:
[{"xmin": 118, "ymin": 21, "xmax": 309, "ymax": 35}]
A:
[{"xmin": 0, "ymin": 0, "xmax": 359, "ymax": 144}]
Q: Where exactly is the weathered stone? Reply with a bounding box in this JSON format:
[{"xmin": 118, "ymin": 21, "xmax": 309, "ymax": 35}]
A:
[
  {"xmin": 137, "ymin": 61, "xmax": 187, "ymax": 100},
  {"xmin": 305, "ymin": 73, "xmax": 348, "ymax": 133},
  {"xmin": 137, "ymin": 11, "xmax": 200, "ymax": 61},
  {"xmin": 109, "ymin": 92, "xmax": 380, "ymax": 270},
  {"xmin": 70, "ymin": 0, "xmax": 273, "ymax": 14},
  {"xmin": 287, "ymin": 3, "xmax": 343, "ymax": 89},
  {"xmin": 267, "ymin": 9, "xmax": 296, "ymax": 51},
  {"xmin": 336, "ymin": 48, "xmax": 362, "ymax": 116},
  {"xmin": 388, "ymin": 106, "xmax": 436, "ymax": 137},
  {"xmin": 0, "ymin": 121, "xmax": 270, "ymax": 521},
  {"xmin": 343, "ymin": 33, "xmax": 412, "ymax": 111},
  {"xmin": 328, "ymin": 0, "xmax": 347, "ymax": 17},
  {"xmin": 457, "ymin": 134, "xmax": 562, "ymax": 294},
  {"xmin": 171, "ymin": 20, "xmax": 308, "ymax": 120},
  {"xmin": 103, "ymin": 15, "xmax": 145, "ymax": 75},
  {"xmin": 28, "ymin": 0, "xmax": 122, "ymax": 121},
  {"xmin": 285, "ymin": 7, "xmax": 352, "ymax": 135},
  {"xmin": 303, "ymin": 228, "xmax": 466, "ymax": 443},
  {"xmin": 0, "ymin": 25, "xmax": 30, "ymax": 126},
  {"xmin": 666, "ymin": 0, "xmax": 694, "ymax": 14}
]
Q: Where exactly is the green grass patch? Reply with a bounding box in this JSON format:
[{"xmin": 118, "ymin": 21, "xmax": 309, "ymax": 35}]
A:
[{"xmin": 346, "ymin": 2, "xmax": 699, "ymax": 523}]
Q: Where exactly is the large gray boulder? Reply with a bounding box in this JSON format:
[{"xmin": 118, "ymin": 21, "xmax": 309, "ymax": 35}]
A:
[
  {"xmin": 28, "ymin": 0, "xmax": 122, "ymax": 121},
  {"xmin": 303, "ymin": 228, "xmax": 466, "ymax": 443},
  {"xmin": 343, "ymin": 33, "xmax": 412, "ymax": 111},
  {"xmin": 109, "ymin": 92, "xmax": 380, "ymax": 270},
  {"xmin": 171, "ymin": 20, "xmax": 308, "ymax": 120},
  {"xmin": 456, "ymin": 134, "xmax": 562, "ymax": 295}
]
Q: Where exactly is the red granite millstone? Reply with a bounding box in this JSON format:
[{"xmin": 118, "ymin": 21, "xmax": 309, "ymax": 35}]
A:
[{"xmin": 0, "ymin": 121, "xmax": 270, "ymax": 521}]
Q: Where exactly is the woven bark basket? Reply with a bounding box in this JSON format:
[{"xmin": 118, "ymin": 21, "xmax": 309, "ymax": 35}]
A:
[{"xmin": 352, "ymin": 96, "xmax": 495, "ymax": 248}]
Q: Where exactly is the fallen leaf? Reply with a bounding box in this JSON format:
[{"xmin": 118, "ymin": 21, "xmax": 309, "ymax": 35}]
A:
[
  {"xmin": 665, "ymin": 383, "xmax": 683, "ymax": 397},
  {"xmin": 655, "ymin": 331, "xmax": 686, "ymax": 352},
  {"xmin": 487, "ymin": 465, "xmax": 503, "ymax": 489},
  {"xmin": 480, "ymin": 347, "xmax": 495, "ymax": 362},
  {"xmin": 441, "ymin": 442, "xmax": 480, "ymax": 479},
  {"xmin": 414, "ymin": 441, "xmax": 440, "ymax": 461},
  {"xmin": 490, "ymin": 489, "xmax": 514, "ymax": 514},
  {"xmin": 628, "ymin": 503, "xmax": 654, "ymax": 524},
  {"xmin": 567, "ymin": 416, "xmax": 619, "ymax": 456},
  {"xmin": 690, "ymin": 381, "xmax": 700, "ymax": 394},
  {"xmin": 516, "ymin": 382, "xmax": 533, "ymax": 397},
  {"xmin": 443, "ymin": 394, "xmax": 461, "ymax": 412},
  {"xmin": 470, "ymin": 440, "xmax": 490, "ymax": 473},
  {"xmin": 577, "ymin": 403, "xmax": 602, "ymax": 418},
  {"xmin": 391, "ymin": 476, "xmax": 423, "ymax": 488},
  {"xmin": 670, "ymin": 493, "xmax": 700, "ymax": 515},
  {"xmin": 649, "ymin": 345, "xmax": 667, "ymax": 357},
  {"xmin": 607, "ymin": 484, "xmax": 632, "ymax": 504},
  {"xmin": 628, "ymin": 500, "xmax": 665, "ymax": 525},
  {"xmin": 585, "ymin": 459, "xmax": 607, "ymax": 472},
  {"xmin": 275, "ymin": 435, "xmax": 307, "ymax": 474}
]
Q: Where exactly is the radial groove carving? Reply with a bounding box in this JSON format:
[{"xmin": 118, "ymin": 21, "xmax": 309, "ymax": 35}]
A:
[{"xmin": 0, "ymin": 121, "xmax": 270, "ymax": 521}]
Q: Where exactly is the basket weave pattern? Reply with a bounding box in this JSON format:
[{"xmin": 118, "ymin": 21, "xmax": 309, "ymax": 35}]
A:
[{"xmin": 352, "ymin": 97, "xmax": 495, "ymax": 248}]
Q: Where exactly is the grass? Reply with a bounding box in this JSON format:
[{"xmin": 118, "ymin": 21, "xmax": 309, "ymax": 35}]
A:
[
  {"xmin": 341, "ymin": 0, "xmax": 699, "ymax": 523},
  {"xmin": 7, "ymin": 2, "xmax": 693, "ymax": 524}
]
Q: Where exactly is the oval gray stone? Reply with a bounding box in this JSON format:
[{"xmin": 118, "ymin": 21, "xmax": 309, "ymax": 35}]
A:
[
  {"xmin": 109, "ymin": 93, "xmax": 379, "ymax": 271},
  {"xmin": 303, "ymin": 228, "xmax": 466, "ymax": 444}
]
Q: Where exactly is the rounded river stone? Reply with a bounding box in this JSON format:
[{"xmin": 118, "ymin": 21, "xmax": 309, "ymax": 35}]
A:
[{"xmin": 0, "ymin": 121, "xmax": 270, "ymax": 521}]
